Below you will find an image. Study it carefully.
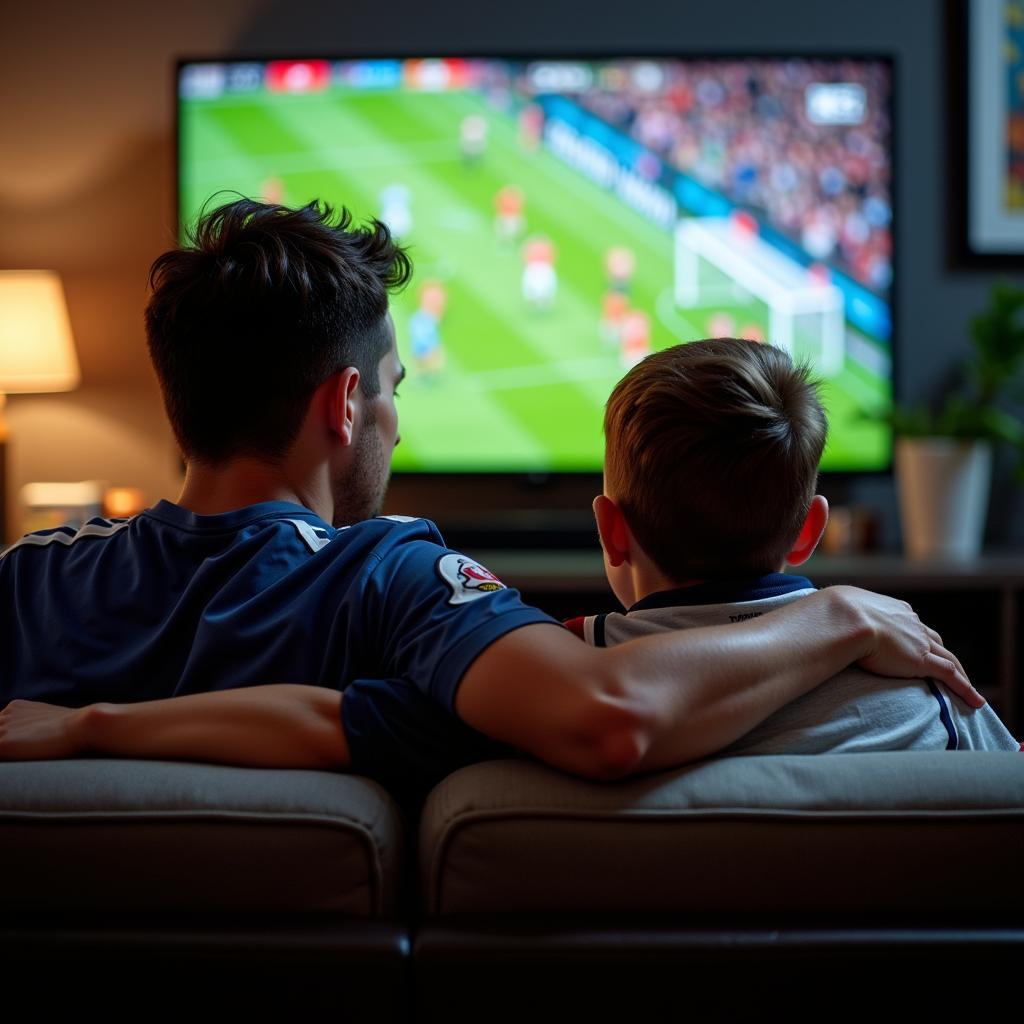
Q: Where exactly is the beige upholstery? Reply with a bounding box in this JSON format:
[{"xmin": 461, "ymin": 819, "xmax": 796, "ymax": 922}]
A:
[
  {"xmin": 419, "ymin": 752, "xmax": 1024, "ymax": 916},
  {"xmin": 0, "ymin": 760, "xmax": 404, "ymax": 916}
]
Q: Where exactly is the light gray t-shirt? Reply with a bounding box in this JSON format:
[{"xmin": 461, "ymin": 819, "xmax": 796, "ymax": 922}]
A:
[{"xmin": 571, "ymin": 573, "xmax": 1020, "ymax": 754}]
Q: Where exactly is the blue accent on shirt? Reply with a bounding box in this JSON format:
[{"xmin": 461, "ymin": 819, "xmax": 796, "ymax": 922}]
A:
[{"xmin": 927, "ymin": 681, "xmax": 960, "ymax": 750}]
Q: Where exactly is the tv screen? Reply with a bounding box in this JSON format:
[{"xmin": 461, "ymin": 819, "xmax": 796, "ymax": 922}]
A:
[{"xmin": 178, "ymin": 56, "xmax": 894, "ymax": 474}]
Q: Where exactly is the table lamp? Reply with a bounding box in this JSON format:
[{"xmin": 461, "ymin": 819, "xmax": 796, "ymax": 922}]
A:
[{"xmin": 0, "ymin": 271, "xmax": 80, "ymax": 544}]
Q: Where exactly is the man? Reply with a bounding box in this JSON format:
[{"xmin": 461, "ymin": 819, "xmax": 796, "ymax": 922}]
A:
[{"xmin": 0, "ymin": 199, "xmax": 978, "ymax": 793}]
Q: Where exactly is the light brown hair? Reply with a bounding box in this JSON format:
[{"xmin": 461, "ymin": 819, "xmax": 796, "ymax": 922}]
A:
[{"xmin": 603, "ymin": 339, "xmax": 828, "ymax": 580}]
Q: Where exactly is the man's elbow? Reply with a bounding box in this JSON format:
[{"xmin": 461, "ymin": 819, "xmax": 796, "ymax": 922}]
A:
[
  {"xmin": 572, "ymin": 698, "xmax": 651, "ymax": 781},
  {"xmin": 308, "ymin": 697, "xmax": 353, "ymax": 772},
  {"xmin": 590, "ymin": 724, "xmax": 648, "ymax": 780}
]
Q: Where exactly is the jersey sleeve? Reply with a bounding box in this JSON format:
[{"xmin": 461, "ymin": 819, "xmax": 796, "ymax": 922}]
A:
[
  {"xmin": 341, "ymin": 676, "xmax": 516, "ymax": 803},
  {"xmin": 359, "ymin": 538, "xmax": 558, "ymax": 711}
]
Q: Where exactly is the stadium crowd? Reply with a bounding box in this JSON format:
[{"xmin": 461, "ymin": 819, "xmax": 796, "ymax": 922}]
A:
[{"xmin": 577, "ymin": 60, "xmax": 893, "ymax": 294}]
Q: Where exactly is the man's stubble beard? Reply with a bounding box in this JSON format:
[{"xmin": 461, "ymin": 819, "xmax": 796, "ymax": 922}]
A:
[{"xmin": 331, "ymin": 406, "xmax": 391, "ymax": 528}]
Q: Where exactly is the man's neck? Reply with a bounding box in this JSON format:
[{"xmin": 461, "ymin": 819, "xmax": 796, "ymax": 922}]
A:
[{"xmin": 176, "ymin": 458, "xmax": 332, "ymax": 521}]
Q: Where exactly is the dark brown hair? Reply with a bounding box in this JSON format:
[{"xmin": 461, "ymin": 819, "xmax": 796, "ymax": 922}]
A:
[
  {"xmin": 145, "ymin": 198, "xmax": 412, "ymax": 464},
  {"xmin": 603, "ymin": 339, "xmax": 828, "ymax": 580}
]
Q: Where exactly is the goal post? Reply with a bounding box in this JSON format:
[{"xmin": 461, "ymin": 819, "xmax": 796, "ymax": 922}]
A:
[{"xmin": 674, "ymin": 216, "xmax": 845, "ymax": 375}]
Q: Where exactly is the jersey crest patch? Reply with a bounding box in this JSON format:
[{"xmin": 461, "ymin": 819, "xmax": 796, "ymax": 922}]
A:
[{"xmin": 437, "ymin": 553, "xmax": 507, "ymax": 605}]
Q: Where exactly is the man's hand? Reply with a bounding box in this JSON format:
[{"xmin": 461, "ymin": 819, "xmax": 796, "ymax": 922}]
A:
[
  {"xmin": 831, "ymin": 586, "xmax": 983, "ymax": 708},
  {"xmin": 0, "ymin": 699, "xmax": 92, "ymax": 760}
]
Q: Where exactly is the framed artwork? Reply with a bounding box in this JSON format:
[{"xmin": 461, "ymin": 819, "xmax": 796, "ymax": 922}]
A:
[{"xmin": 950, "ymin": 0, "xmax": 1024, "ymax": 266}]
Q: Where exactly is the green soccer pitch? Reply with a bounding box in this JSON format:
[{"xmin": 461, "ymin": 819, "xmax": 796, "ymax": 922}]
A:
[{"xmin": 180, "ymin": 86, "xmax": 892, "ymax": 472}]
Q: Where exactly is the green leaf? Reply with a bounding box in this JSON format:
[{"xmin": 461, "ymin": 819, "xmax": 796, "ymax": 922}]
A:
[{"xmin": 871, "ymin": 281, "xmax": 1024, "ymax": 452}]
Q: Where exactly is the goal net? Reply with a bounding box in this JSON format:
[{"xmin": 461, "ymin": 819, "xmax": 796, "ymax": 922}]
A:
[{"xmin": 674, "ymin": 216, "xmax": 845, "ymax": 375}]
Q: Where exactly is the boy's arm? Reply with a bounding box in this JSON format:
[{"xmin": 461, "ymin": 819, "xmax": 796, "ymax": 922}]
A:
[{"xmin": 455, "ymin": 585, "xmax": 979, "ymax": 778}]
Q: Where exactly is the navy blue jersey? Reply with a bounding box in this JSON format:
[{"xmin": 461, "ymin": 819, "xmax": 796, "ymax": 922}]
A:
[{"xmin": 0, "ymin": 500, "xmax": 555, "ymax": 792}]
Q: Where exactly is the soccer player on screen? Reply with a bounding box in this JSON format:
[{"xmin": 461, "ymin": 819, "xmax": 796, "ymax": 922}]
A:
[
  {"xmin": 460, "ymin": 115, "xmax": 488, "ymax": 165},
  {"xmin": 519, "ymin": 103, "xmax": 544, "ymax": 152},
  {"xmin": 620, "ymin": 309, "xmax": 652, "ymax": 368},
  {"xmin": 494, "ymin": 185, "xmax": 525, "ymax": 244},
  {"xmin": 605, "ymin": 246, "xmax": 636, "ymax": 295},
  {"xmin": 522, "ymin": 236, "xmax": 557, "ymax": 311},
  {"xmin": 708, "ymin": 312, "xmax": 737, "ymax": 337},
  {"xmin": 379, "ymin": 183, "xmax": 413, "ymax": 239},
  {"xmin": 600, "ymin": 291, "xmax": 630, "ymax": 348},
  {"xmin": 408, "ymin": 280, "xmax": 447, "ymax": 379},
  {"xmin": 261, "ymin": 177, "xmax": 285, "ymax": 205}
]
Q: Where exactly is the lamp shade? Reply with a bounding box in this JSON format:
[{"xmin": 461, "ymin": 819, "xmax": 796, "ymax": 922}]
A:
[{"xmin": 0, "ymin": 270, "xmax": 80, "ymax": 393}]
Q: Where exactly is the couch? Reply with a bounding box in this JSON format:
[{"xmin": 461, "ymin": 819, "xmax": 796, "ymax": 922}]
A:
[{"xmin": 3, "ymin": 751, "xmax": 1023, "ymax": 1021}]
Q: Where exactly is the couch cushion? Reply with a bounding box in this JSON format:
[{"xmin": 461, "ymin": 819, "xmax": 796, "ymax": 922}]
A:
[
  {"xmin": 0, "ymin": 760, "xmax": 404, "ymax": 916},
  {"xmin": 419, "ymin": 753, "xmax": 1024, "ymax": 916}
]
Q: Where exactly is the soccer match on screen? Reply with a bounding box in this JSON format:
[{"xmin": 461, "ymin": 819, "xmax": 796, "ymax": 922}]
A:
[{"xmin": 178, "ymin": 56, "xmax": 894, "ymax": 473}]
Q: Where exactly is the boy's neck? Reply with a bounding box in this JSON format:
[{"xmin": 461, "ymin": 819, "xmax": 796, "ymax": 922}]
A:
[
  {"xmin": 628, "ymin": 562, "xmax": 791, "ymax": 609},
  {"xmin": 631, "ymin": 579, "xmax": 702, "ymax": 605},
  {"xmin": 620, "ymin": 558, "xmax": 702, "ymax": 609}
]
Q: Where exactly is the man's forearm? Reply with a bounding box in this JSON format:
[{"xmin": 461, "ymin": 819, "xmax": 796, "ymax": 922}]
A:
[
  {"xmin": 611, "ymin": 587, "xmax": 871, "ymax": 772},
  {"xmin": 76, "ymin": 685, "xmax": 349, "ymax": 769},
  {"xmin": 456, "ymin": 586, "xmax": 975, "ymax": 781},
  {"xmin": 612, "ymin": 585, "xmax": 975, "ymax": 773}
]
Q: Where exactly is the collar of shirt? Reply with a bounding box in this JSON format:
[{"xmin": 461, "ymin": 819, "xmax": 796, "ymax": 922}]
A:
[{"xmin": 627, "ymin": 573, "xmax": 815, "ymax": 613}]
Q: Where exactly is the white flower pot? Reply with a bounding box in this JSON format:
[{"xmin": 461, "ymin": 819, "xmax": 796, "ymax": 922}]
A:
[{"xmin": 895, "ymin": 438, "xmax": 992, "ymax": 559}]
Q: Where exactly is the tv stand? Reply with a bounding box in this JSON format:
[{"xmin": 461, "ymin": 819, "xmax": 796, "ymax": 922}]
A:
[{"xmin": 439, "ymin": 508, "xmax": 598, "ymax": 552}]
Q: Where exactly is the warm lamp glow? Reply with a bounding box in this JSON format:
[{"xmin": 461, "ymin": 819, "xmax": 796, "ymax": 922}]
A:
[{"xmin": 0, "ymin": 271, "xmax": 80, "ymax": 394}]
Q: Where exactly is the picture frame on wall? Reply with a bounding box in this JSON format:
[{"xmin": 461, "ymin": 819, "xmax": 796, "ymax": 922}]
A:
[{"xmin": 950, "ymin": 0, "xmax": 1024, "ymax": 266}]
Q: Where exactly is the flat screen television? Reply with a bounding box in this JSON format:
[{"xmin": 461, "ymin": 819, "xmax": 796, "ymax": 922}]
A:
[{"xmin": 177, "ymin": 55, "xmax": 894, "ymax": 477}]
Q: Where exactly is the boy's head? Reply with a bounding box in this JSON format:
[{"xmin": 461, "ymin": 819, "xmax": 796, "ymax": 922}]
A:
[{"xmin": 600, "ymin": 338, "xmax": 828, "ymax": 589}]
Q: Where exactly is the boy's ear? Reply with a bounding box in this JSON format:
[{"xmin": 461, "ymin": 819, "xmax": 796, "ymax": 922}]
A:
[
  {"xmin": 785, "ymin": 494, "xmax": 829, "ymax": 567},
  {"xmin": 593, "ymin": 494, "xmax": 631, "ymax": 567},
  {"xmin": 325, "ymin": 368, "xmax": 362, "ymax": 447}
]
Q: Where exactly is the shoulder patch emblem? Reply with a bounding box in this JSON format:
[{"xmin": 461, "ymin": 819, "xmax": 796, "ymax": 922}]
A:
[{"xmin": 437, "ymin": 552, "xmax": 507, "ymax": 605}]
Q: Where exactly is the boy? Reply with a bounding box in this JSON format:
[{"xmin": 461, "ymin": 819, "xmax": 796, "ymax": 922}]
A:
[{"xmin": 566, "ymin": 339, "xmax": 1020, "ymax": 754}]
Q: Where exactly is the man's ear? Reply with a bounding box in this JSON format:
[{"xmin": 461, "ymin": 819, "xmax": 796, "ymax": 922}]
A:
[
  {"xmin": 325, "ymin": 368, "xmax": 362, "ymax": 447},
  {"xmin": 593, "ymin": 494, "xmax": 632, "ymax": 567},
  {"xmin": 786, "ymin": 494, "xmax": 829, "ymax": 567}
]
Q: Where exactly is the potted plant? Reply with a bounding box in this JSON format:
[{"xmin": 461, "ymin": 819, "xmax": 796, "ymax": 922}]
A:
[{"xmin": 893, "ymin": 281, "xmax": 1024, "ymax": 559}]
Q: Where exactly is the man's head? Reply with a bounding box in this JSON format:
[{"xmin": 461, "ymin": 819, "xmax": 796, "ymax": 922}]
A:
[
  {"xmin": 599, "ymin": 338, "xmax": 828, "ymax": 589},
  {"xmin": 145, "ymin": 198, "xmax": 411, "ymax": 468}
]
